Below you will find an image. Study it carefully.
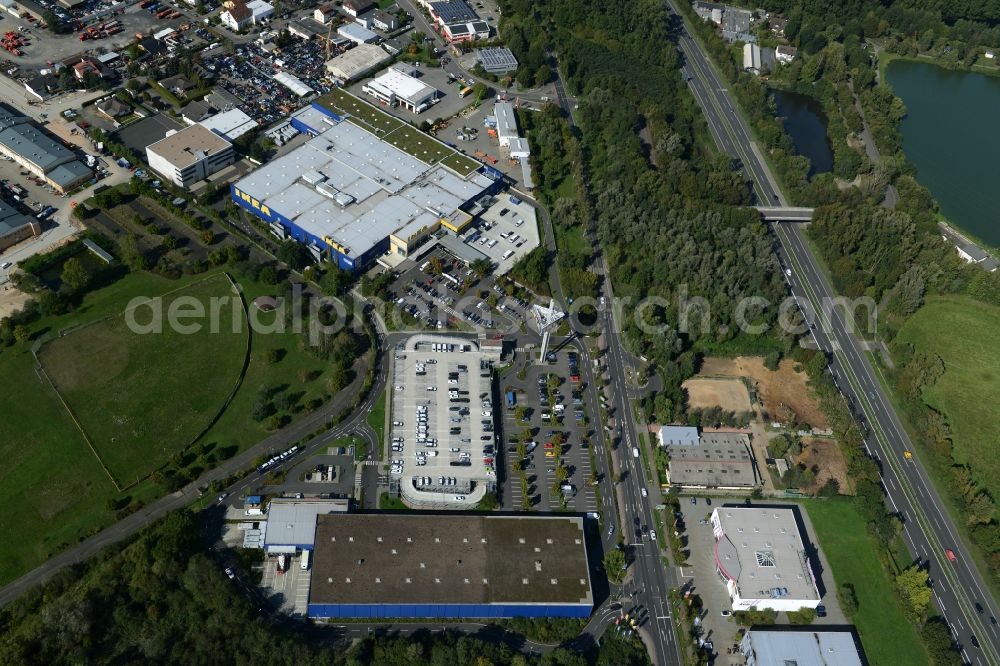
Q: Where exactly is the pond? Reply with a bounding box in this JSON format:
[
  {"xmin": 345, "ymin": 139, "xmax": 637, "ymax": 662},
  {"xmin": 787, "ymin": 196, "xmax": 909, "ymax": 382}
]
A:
[
  {"xmin": 886, "ymin": 59, "xmax": 1000, "ymax": 247},
  {"xmin": 771, "ymin": 89, "xmax": 834, "ymax": 178}
]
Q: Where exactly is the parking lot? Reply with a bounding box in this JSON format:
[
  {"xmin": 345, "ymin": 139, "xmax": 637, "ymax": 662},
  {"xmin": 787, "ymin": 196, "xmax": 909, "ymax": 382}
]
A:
[
  {"xmin": 501, "ymin": 348, "xmax": 600, "ymax": 515},
  {"xmin": 389, "ymin": 334, "xmax": 497, "ymax": 508},
  {"xmin": 0, "ymin": 3, "xmax": 186, "ymax": 71},
  {"xmin": 461, "ymin": 195, "xmax": 539, "ymax": 274},
  {"xmin": 259, "ymin": 551, "xmax": 311, "ymax": 617},
  {"xmin": 382, "ymin": 243, "xmax": 538, "ymax": 335}
]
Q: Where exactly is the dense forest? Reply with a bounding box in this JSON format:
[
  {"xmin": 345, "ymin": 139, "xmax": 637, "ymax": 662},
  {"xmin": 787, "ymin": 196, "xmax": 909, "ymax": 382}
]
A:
[
  {"xmin": 504, "ymin": 0, "xmax": 791, "ymax": 425},
  {"xmin": 0, "ymin": 512, "xmax": 648, "ymax": 665}
]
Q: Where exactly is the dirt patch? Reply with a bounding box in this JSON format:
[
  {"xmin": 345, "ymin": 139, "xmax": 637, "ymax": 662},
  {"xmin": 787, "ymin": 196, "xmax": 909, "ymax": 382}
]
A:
[
  {"xmin": 682, "ymin": 377, "xmax": 751, "ymax": 413},
  {"xmin": 0, "ymin": 284, "xmax": 31, "ymax": 319},
  {"xmin": 796, "ymin": 437, "xmax": 849, "ymax": 493},
  {"xmin": 698, "ymin": 356, "xmax": 829, "ymax": 430}
]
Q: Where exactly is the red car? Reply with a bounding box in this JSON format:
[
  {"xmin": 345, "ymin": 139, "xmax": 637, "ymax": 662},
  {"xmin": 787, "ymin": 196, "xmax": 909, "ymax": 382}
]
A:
[{"xmin": 946, "ymin": 549, "xmax": 957, "ymax": 562}]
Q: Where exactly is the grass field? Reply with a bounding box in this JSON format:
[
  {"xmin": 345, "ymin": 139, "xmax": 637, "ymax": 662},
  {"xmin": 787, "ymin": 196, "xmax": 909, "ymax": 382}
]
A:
[
  {"xmin": 0, "ymin": 272, "xmax": 201, "ymax": 582},
  {"xmin": 805, "ymin": 500, "xmax": 927, "ymax": 665},
  {"xmin": 39, "ymin": 274, "xmax": 247, "ymax": 485},
  {"xmin": 895, "ymin": 295, "xmax": 1000, "ymax": 498},
  {"xmin": 0, "ymin": 269, "xmax": 338, "ymax": 585}
]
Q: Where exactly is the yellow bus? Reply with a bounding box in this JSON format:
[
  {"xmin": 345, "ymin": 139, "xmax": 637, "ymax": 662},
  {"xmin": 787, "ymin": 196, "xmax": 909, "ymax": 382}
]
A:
[{"xmin": 459, "ymin": 86, "xmax": 473, "ymax": 98}]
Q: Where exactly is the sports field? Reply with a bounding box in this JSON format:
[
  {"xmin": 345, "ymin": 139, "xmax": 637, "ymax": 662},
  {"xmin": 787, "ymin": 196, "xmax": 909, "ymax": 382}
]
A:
[
  {"xmin": 895, "ymin": 295, "xmax": 1000, "ymax": 498},
  {"xmin": 805, "ymin": 500, "xmax": 927, "ymax": 665},
  {"xmin": 38, "ymin": 274, "xmax": 248, "ymax": 485}
]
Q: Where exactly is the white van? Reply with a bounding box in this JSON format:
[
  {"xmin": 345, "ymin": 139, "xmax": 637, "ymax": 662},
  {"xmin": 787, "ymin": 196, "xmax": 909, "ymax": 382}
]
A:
[
  {"xmin": 301, "ymin": 550, "xmax": 310, "ymax": 570},
  {"xmin": 502, "ymin": 250, "xmax": 514, "ymax": 260}
]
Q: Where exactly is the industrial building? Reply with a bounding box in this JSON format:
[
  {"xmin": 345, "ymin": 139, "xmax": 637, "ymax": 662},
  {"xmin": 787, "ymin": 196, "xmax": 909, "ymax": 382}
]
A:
[
  {"xmin": 308, "ymin": 513, "xmax": 593, "ymax": 619},
  {"xmin": 711, "ymin": 506, "xmax": 821, "ymax": 612},
  {"xmin": 743, "ymin": 43, "xmax": 775, "ymax": 75},
  {"xmin": 476, "ymin": 47, "xmax": 518, "ymax": 74},
  {"xmin": 146, "ymin": 124, "xmax": 235, "ymax": 189},
  {"xmin": 493, "ymin": 101, "xmax": 519, "ymax": 147},
  {"xmin": 0, "ymin": 199, "xmax": 40, "ymax": 251},
  {"xmin": 338, "ymin": 22, "xmax": 378, "ymax": 44},
  {"xmin": 199, "ymin": 108, "xmax": 259, "ymax": 142},
  {"xmin": 0, "ymin": 106, "xmax": 91, "ymax": 194},
  {"xmin": 231, "ymin": 101, "xmax": 497, "ymax": 271},
  {"xmin": 741, "ymin": 629, "xmax": 864, "ymax": 666},
  {"xmin": 665, "ymin": 432, "xmax": 757, "ymax": 489},
  {"xmin": 274, "ymin": 72, "xmax": 315, "ymax": 98},
  {"xmin": 657, "ymin": 425, "xmax": 701, "ymax": 446},
  {"xmin": 361, "ymin": 67, "xmax": 439, "ymax": 113},
  {"xmin": 262, "ymin": 498, "xmax": 350, "ymax": 554},
  {"xmin": 325, "ymin": 43, "xmax": 392, "ymax": 82}
]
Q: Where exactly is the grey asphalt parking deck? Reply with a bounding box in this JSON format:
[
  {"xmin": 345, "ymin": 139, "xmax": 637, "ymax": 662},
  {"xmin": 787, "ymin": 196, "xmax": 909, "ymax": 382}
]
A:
[{"xmin": 389, "ymin": 334, "xmax": 496, "ymax": 508}]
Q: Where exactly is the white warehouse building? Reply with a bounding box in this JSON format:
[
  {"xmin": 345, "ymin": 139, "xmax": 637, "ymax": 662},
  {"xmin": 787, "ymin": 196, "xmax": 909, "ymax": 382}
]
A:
[
  {"xmin": 711, "ymin": 507, "xmax": 821, "ymax": 612},
  {"xmin": 362, "ymin": 67, "xmax": 438, "ymax": 113}
]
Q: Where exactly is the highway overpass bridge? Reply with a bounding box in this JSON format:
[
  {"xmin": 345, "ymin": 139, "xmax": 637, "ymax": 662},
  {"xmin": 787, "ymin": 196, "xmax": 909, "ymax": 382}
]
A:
[{"xmin": 754, "ymin": 206, "xmax": 815, "ymax": 221}]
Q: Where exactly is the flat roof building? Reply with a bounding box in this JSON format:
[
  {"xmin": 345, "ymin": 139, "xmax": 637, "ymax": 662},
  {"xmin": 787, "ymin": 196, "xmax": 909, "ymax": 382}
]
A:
[
  {"xmin": 146, "ymin": 124, "xmax": 235, "ymax": 189},
  {"xmin": 308, "ymin": 513, "xmax": 593, "ymax": 619},
  {"xmin": 362, "ymin": 68, "xmax": 439, "ymax": 113},
  {"xmin": 493, "ymin": 101, "xmax": 518, "ymax": 147},
  {"xmin": 658, "ymin": 425, "xmax": 700, "ymax": 446},
  {"xmin": 741, "ymin": 629, "xmax": 864, "ymax": 666},
  {"xmin": 262, "ymin": 498, "xmax": 349, "ymax": 553},
  {"xmin": 326, "ymin": 42, "xmax": 392, "ymax": 82},
  {"xmin": 711, "ymin": 506, "xmax": 820, "ymax": 612},
  {"xmin": 428, "ymin": 0, "xmax": 476, "ymax": 24},
  {"xmin": 232, "ymin": 104, "xmax": 495, "ymax": 271},
  {"xmin": 476, "ymin": 47, "xmax": 518, "ymax": 74},
  {"xmin": 442, "ymin": 20, "xmax": 489, "ymax": 43},
  {"xmin": 338, "ymin": 22, "xmax": 378, "ymax": 44},
  {"xmin": 199, "ymin": 108, "xmax": 259, "ymax": 142},
  {"xmin": 666, "ymin": 432, "xmax": 757, "ymax": 489}
]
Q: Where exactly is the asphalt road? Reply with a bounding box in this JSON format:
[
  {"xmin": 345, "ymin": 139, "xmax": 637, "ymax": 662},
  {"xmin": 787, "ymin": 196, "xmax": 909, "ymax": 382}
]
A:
[
  {"xmin": 528, "ymin": 56, "xmax": 683, "ymax": 666},
  {"xmin": 668, "ymin": 2, "xmax": 1000, "ymax": 662}
]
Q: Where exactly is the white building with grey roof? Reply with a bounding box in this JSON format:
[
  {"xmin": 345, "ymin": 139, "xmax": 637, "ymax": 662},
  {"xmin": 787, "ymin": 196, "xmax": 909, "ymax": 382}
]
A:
[
  {"xmin": 146, "ymin": 124, "xmax": 234, "ymax": 189},
  {"xmin": 711, "ymin": 506, "xmax": 821, "ymax": 612},
  {"xmin": 231, "ymin": 114, "xmax": 494, "ymax": 271}
]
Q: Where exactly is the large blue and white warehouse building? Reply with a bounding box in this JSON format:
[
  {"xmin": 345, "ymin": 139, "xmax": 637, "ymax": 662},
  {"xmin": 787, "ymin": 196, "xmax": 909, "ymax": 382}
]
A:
[
  {"xmin": 231, "ymin": 100, "xmax": 498, "ymax": 272},
  {"xmin": 307, "ymin": 513, "xmax": 594, "ymax": 619}
]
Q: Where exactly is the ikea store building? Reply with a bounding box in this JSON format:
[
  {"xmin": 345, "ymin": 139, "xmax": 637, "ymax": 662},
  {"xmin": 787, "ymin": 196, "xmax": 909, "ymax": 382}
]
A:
[{"xmin": 231, "ymin": 101, "xmax": 499, "ymax": 272}]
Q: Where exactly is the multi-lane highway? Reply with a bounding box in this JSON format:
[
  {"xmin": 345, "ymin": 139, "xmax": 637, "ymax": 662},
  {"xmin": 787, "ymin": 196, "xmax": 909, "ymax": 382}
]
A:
[{"xmin": 667, "ymin": 1, "xmax": 1000, "ymax": 661}]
